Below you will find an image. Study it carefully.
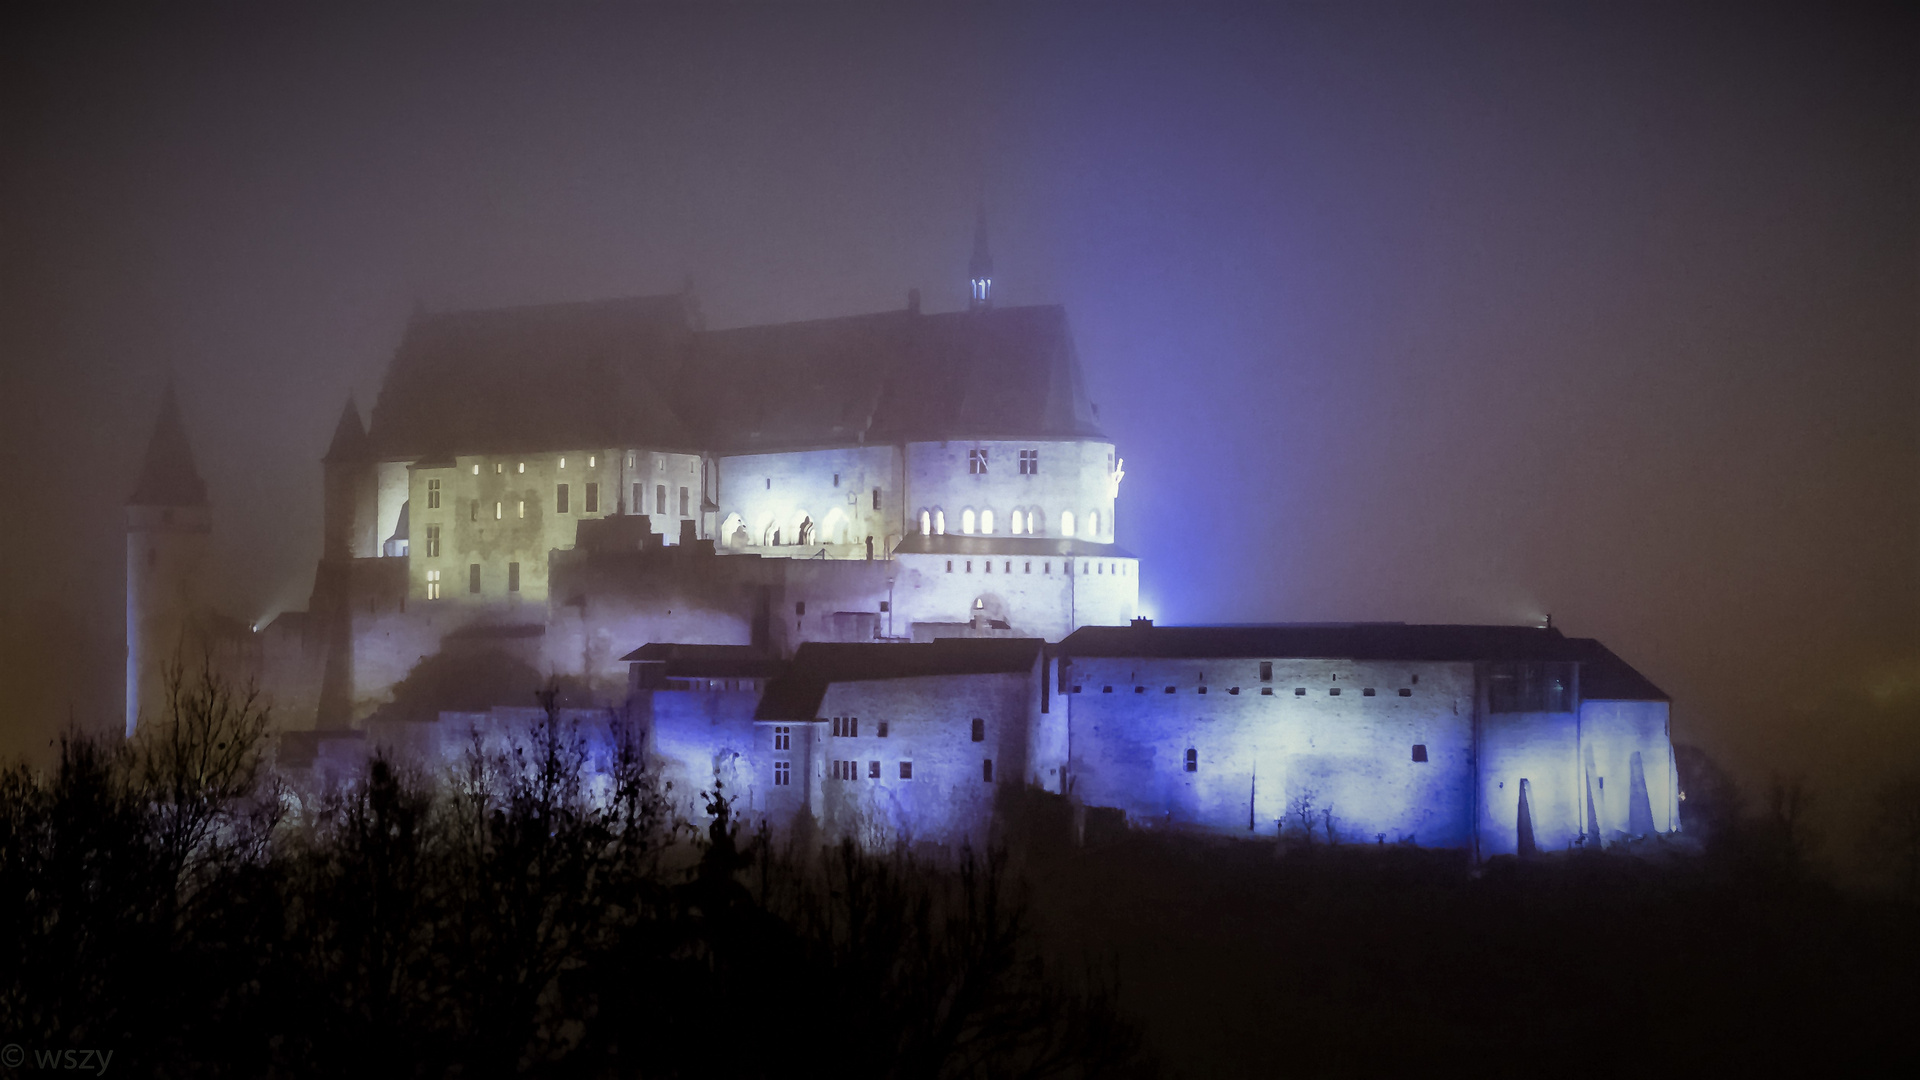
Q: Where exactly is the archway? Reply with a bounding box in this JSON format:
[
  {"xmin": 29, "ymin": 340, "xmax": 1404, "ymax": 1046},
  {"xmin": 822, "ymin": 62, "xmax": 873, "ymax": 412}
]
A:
[
  {"xmin": 796, "ymin": 516, "xmax": 815, "ymax": 547},
  {"xmin": 721, "ymin": 513, "xmax": 746, "ymax": 549},
  {"xmin": 821, "ymin": 507, "xmax": 850, "ymax": 546},
  {"xmin": 919, "ymin": 509, "xmax": 931, "ymax": 536}
]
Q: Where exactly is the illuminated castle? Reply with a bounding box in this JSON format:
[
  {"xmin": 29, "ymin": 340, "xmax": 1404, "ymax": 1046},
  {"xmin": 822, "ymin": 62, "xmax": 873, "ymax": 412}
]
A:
[{"xmin": 125, "ymin": 222, "xmax": 1677, "ymax": 858}]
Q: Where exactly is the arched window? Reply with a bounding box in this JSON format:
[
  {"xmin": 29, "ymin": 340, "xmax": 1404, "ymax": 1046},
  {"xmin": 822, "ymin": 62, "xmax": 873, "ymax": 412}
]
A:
[
  {"xmin": 934, "ymin": 509, "xmax": 945, "ymax": 535},
  {"xmin": 1060, "ymin": 510, "xmax": 1075, "ymax": 538},
  {"xmin": 980, "ymin": 509, "xmax": 994, "ymax": 534},
  {"xmin": 1009, "ymin": 510, "xmax": 1024, "ymax": 535},
  {"xmin": 919, "ymin": 509, "xmax": 931, "ymax": 536},
  {"xmin": 961, "ymin": 509, "xmax": 976, "ymax": 535},
  {"xmin": 1088, "ymin": 510, "xmax": 1101, "ymax": 538},
  {"xmin": 1029, "ymin": 507, "xmax": 1044, "ymax": 534}
]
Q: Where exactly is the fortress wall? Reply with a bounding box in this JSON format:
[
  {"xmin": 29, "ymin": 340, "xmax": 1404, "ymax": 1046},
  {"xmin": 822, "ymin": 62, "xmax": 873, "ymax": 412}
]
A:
[
  {"xmin": 1579, "ymin": 699, "xmax": 1676, "ymax": 837},
  {"xmin": 1065, "ymin": 658, "xmax": 1477, "ymax": 846},
  {"xmin": 644, "ymin": 687, "xmax": 767, "ymax": 828},
  {"xmin": 803, "ymin": 668, "xmax": 1039, "ymax": 851},
  {"xmin": 716, "ymin": 445, "xmax": 902, "ymax": 554},
  {"xmin": 904, "ymin": 439, "xmax": 1116, "ymax": 543},
  {"xmin": 1477, "ymin": 707, "xmax": 1582, "ymax": 856},
  {"xmin": 892, "ymin": 552, "xmax": 1082, "ymax": 641},
  {"xmin": 773, "ymin": 559, "xmax": 895, "ymax": 644},
  {"xmin": 1065, "ymin": 554, "xmax": 1139, "ymax": 631}
]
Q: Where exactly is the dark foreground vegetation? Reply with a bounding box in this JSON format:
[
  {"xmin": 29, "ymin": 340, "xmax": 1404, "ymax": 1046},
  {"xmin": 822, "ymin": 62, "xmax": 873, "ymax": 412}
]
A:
[{"xmin": 4, "ymin": 670, "xmax": 1917, "ymax": 1077}]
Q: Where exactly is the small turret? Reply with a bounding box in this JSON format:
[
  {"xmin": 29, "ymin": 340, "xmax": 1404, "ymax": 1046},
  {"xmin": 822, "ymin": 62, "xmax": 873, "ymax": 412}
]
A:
[
  {"xmin": 126, "ymin": 384, "xmax": 211, "ymax": 736},
  {"xmin": 968, "ymin": 206, "xmax": 993, "ymax": 310}
]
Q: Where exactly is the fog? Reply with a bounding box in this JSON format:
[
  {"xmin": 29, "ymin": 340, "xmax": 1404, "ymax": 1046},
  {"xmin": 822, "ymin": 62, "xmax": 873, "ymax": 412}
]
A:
[{"xmin": 0, "ymin": 3, "xmax": 1912, "ymax": 841}]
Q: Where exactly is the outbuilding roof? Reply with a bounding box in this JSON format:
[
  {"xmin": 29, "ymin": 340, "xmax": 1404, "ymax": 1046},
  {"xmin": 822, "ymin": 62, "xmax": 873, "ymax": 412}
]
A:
[
  {"xmin": 755, "ymin": 638, "xmax": 1045, "ymax": 720},
  {"xmin": 617, "ymin": 642, "xmax": 785, "ymax": 679}
]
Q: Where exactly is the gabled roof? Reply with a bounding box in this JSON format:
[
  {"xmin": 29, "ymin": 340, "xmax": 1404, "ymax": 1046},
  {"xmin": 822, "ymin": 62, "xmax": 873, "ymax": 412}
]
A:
[
  {"xmin": 1058, "ymin": 623, "xmax": 1668, "ymax": 701},
  {"xmin": 129, "ymin": 385, "xmax": 208, "ymax": 507},
  {"xmin": 756, "ymin": 638, "xmax": 1045, "ymax": 720},
  {"xmin": 366, "ymin": 295, "xmax": 696, "ymax": 459},
  {"xmin": 360, "ymin": 295, "xmax": 1106, "ymax": 462},
  {"xmin": 618, "ymin": 642, "xmax": 785, "ymax": 678}
]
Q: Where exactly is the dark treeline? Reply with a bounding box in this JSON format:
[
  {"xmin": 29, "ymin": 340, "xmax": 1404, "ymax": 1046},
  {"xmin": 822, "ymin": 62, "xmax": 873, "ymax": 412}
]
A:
[
  {"xmin": 1, "ymin": 669, "xmax": 1148, "ymax": 1078},
  {"xmin": 5, "ymin": 670, "xmax": 1920, "ymax": 1076}
]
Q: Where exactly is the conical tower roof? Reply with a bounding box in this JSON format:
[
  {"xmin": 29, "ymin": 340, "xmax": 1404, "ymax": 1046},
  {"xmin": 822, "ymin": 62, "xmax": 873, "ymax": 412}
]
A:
[
  {"xmin": 128, "ymin": 384, "xmax": 208, "ymax": 507},
  {"xmin": 323, "ymin": 394, "xmax": 368, "ymax": 463}
]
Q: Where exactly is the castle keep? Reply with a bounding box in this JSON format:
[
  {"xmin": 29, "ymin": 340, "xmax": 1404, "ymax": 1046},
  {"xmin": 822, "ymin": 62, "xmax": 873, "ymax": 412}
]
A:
[{"xmin": 126, "ymin": 233, "xmax": 1677, "ymax": 859}]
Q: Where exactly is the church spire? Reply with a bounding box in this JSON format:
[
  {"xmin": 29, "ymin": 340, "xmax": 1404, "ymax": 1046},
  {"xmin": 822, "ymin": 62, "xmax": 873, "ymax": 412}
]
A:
[
  {"xmin": 324, "ymin": 393, "xmax": 368, "ymax": 463},
  {"xmin": 129, "ymin": 382, "xmax": 208, "ymax": 507},
  {"xmin": 968, "ymin": 205, "xmax": 993, "ymax": 310}
]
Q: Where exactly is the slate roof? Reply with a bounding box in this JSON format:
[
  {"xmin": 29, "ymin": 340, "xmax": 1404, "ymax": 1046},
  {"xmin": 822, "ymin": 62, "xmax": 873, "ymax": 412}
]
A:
[
  {"xmin": 617, "ymin": 642, "xmax": 785, "ymax": 679},
  {"xmin": 756, "ymin": 639, "xmax": 1045, "ymax": 720},
  {"xmin": 363, "ymin": 296, "xmax": 1104, "ymax": 460},
  {"xmin": 1057, "ymin": 623, "xmax": 1668, "ymax": 701},
  {"xmin": 323, "ymin": 396, "xmax": 368, "ymax": 463},
  {"xmin": 129, "ymin": 385, "xmax": 209, "ymax": 507}
]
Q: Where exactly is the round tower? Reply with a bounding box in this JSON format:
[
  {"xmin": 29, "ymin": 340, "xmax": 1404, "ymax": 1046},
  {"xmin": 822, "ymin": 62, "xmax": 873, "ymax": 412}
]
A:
[{"xmin": 126, "ymin": 385, "xmax": 211, "ymax": 737}]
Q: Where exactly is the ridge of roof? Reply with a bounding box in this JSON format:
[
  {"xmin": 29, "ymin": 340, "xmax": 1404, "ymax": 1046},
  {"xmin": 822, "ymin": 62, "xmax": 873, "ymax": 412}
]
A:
[{"xmin": 755, "ymin": 639, "xmax": 1044, "ymax": 720}]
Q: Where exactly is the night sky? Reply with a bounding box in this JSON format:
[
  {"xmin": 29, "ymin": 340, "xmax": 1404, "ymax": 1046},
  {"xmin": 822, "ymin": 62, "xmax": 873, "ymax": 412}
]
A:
[{"xmin": 1, "ymin": 4, "xmax": 1912, "ymax": 842}]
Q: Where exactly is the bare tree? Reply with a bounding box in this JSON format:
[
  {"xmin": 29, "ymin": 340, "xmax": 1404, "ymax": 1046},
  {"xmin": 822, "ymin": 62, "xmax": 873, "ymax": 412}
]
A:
[
  {"xmin": 1863, "ymin": 772, "xmax": 1920, "ymax": 901},
  {"xmin": 134, "ymin": 657, "xmax": 274, "ymax": 896}
]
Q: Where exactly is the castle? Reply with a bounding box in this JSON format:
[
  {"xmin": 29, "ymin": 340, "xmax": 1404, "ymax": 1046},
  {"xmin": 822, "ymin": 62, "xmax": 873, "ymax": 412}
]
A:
[{"xmin": 125, "ymin": 224, "xmax": 1678, "ymax": 859}]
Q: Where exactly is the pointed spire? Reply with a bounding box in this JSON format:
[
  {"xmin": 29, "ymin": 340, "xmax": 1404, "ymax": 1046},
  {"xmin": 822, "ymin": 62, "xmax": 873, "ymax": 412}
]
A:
[
  {"xmin": 968, "ymin": 204, "xmax": 993, "ymax": 310},
  {"xmin": 128, "ymin": 383, "xmax": 208, "ymax": 507},
  {"xmin": 324, "ymin": 394, "xmax": 368, "ymax": 463}
]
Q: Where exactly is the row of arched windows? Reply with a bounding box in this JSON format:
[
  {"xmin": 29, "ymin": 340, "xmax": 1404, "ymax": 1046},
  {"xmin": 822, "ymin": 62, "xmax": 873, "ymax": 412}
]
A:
[{"xmin": 917, "ymin": 507, "xmax": 1105, "ymax": 539}]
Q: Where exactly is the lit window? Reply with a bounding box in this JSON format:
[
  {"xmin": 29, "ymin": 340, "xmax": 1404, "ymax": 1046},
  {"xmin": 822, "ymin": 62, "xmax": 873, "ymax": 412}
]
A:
[
  {"xmin": 424, "ymin": 569, "xmax": 441, "ymax": 599},
  {"xmin": 1010, "ymin": 510, "xmax": 1024, "ymax": 534},
  {"xmin": 517, "ymin": 500, "xmax": 525, "ymax": 518},
  {"xmin": 1060, "ymin": 510, "xmax": 1075, "ymax": 537},
  {"xmin": 626, "ymin": 451, "xmax": 636, "ymax": 468},
  {"xmin": 472, "ymin": 464, "xmax": 480, "ymax": 475},
  {"xmin": 468, "ymin": 563, "xmax": 480, "ymax": 593},
  {"xmin": 899, "ymin": 761, "xmax": 913, "ymax": 780},
  {"xmin": 494, "ymin": 502, "xmax": 502, "ymax": 520},
  {"xmin": 495, "ymin": 463, "xmax": 503, "ymax": 474},
  {"xmin": 507, "ymin": 562, "xmax": 519, "ymax": 592},
  {"xmin": 559, "ymin": 457, "xmax": 566, "ymax": 469},
  {"xmin": 961, "ymin": 509, "xmax": 976, "ymax": 534},
  {"xmin": 980, "ymin": 509, "xmax": 994, "ymax": 534},
  {"xmin": 426, "ymin": 478, "xmax": 441, "ymax": 509},
  {"xmin": 556, "ymin": 485, "xmax": 569, "ymax": 514},
  {"xmin": 588, "ymin": 455, "xmax": 596, "ymax": 468},
  {"xmin": 1019, "ymin": 449, "xmax": 1038, "ymax": 474},
  {"xmin": 935, "ymin": 509, "xmax": 945, "ymax": 534},
  {"xmin": 774, "ymin": 760, "xmax": 790, "ymax": 786},
  {"xmin": 920, "ymin": 510, "xmax": 931, "ymax": 535},
  {"xmin": 517, "ymin": 462, "xmax": 524, "ymax": 474},
  {"xmin": 968, "ymin": 448, "xmax": 988, "ymax": 474},
  {"xmin": 774, "ymin": 726, "xmax": 790, "ymax": 750},
  {"xmin": 585, "ymin": 483, "xmax": 599, "ymax": 513},
  {"xmin": 424, "ymin": 525, "xmax": 440, "ymax": 557},
  {"xmin": 1184, "ymin": 748, "xmax": 1197, "ymax": 773}
]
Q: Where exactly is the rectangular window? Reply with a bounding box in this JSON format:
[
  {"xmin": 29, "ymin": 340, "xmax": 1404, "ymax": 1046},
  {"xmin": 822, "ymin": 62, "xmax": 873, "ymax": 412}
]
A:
[
  {"xmin": 877, "ymin": 721, "xmax": 889, "ymax": 738},
  {"xmin": 869, "ymin": 761, "xmax": 880, "ymax": 779},
  {"xmin": 1399, "ymin": 688, "xmax": 1412, "ymax": 697},
  {"xmin": 1330, "ymin": 687, "xmax": 1342, "ymax": 696},
  {"xmin": 1019, "ymin": 449, "xmax": 1038, "ymax": 474},
  {"xmin": 627, "ymin": 451, "xmax": 636, "ymax": 468},
  {"xmin": 426, "ymin": 478, "xmax": 441, "ymax": 509},
  {"xmin": 1295, "ymin": 687, "xmax": 1306, "ymax": 696},
  {"xmin": 1260, "ymin": 661, "xmax": 1273, "ymax": 682},
  {"xmin": 971, "ymin": 718, "xmax": 985, "ymax": 742},
  {"xmin": 468, "ymin": 563, "xmax": 480, "ymax": 593},
  {"xmin": 508, "ymin": 562, "xmax": 520, "ymax": 592},
  {"xmin": 1184, "ymin": 748, "xmax": 1198, "ymax": 773},
  {"xmin": 872, "ymin": 487, "xmax": 881, "ymax": 510},
  {"xmin": 968, "ymin": 448, "xmax": 988, "ymax": 474},
  {"xmin": 774, "ymin": 726, "xmax": 790, "ymax": 750},
  {"xmin": 982, "ymin": 759, "xmax": 994, "ymax": 783},
  {"xmin": 679, "ymin": 486, "xmax": 689, "ymax": 517},
  {"xmin": 424, "ymin": 569, "xmax": 441, "ymax": 600},
  {"xmin": 494, "ymin": 502, "xmax": 502, "ymax": 520},
  {"xmin": 632, "ymin": 483, "xmax": 642, "ymax": 515},
  {"xmin": 899, "ymin": 762, "xmax": 912, "ymax": 780},
  {"xmin": 425, "ymin": 525, "xmax": 440, "ymax": 558},
  {"xmin": 774, "ymin": 760, "xmax": 790, "ymax": 786},
  {"xmin": 656, "ymin": 484, "xmax": 666, "ymax": 515},
  {"xmin": 1411, "ymin": 744, "xmax": 1430, "ymax": 762},
  {"xmin": 518, "ymin": 500, "xmax": 525, "ymax": 519},
  {"xmin": 517, "ymin": 462, "xmax": 525, "ymax": 474},
  {"xmin": 585, "ymin": 483, "xmax": 599, "ymax": 513},
  {"xmin": 556, "ymin": 484, "xmax": 569, "ymax": 514},
  {"xmin": 1363, "ymin": 688, "xmax": 1376, "ymax": 697},
  {"xmin": 588, "ymin": 455, "xmax": 596, "ymax": 468},
  {"xmin": 470, "ymin": 500, "xmax": 479, "ymax": 522},
  {"xmin": 833, "ymin": 473, "xmax": 840, "ymax": 487}
]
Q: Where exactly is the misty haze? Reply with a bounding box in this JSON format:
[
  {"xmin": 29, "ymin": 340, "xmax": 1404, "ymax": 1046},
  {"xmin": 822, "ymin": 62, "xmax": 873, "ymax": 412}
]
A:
[{"xmin": 1, "ymin": 3, "xmax": 1914, "ymax": 1076}]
